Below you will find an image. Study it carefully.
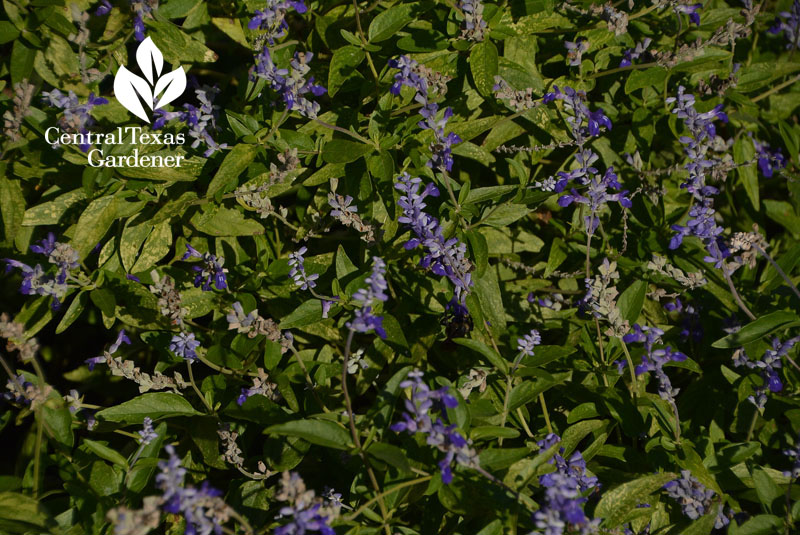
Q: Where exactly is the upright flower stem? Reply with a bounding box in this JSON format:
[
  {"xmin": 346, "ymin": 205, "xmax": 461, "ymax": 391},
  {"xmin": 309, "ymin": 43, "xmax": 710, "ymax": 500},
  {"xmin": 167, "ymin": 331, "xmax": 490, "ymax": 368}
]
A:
[
  {"xmin": 187, "ymin": 362, "xmax": 215, "ymax": 414},
  {"xmin": 352, "ymin": 0, "xmax": 379, "ymax": 83},
  {"xmin": 753, "ymin": 243, "xmax": 800, "ymax": 302},
  {"xmin": 722, "ymin": 262, "xmax": 756, "ymax": 321},
  {"xmin": 314, "ymin": 118, "xmax": 376, "ymax": 147},
  {"xmin": 342, "ymin": 329, "xmax": 391, "ymax": 535}
]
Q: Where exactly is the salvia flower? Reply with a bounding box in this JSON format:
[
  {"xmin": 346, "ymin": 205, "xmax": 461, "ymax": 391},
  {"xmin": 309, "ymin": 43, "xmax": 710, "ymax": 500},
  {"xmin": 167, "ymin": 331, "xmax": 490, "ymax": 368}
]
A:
[
  {"xmin": 3, "ymin": 260, "xmax": 69, "ymax": 309},
  {"xmin": 620, "ymin": 38, "xmax": 652, "ymax": 67},
  {"xmin": 769, "ymin": 1, "xmax": 800, "ymax": 50},
  {"xmin": 663, "ymin": 299, "xmax": 703, "ymax": 342},
  {"xmin": 517, "ymin": 329, "xmax": 542, "ymax": 357},
  {"xmin": 154, "ymin": 84, "xmax": 227, "ymax": 156},
  {"xmin": 388, "ymin": 55, "xmax": 461, "ymax": 172},
  {"xmin": 458, "ymin": 0, "xmax": 487, "ymax": 41},
  {"xmin": 784, "ymin": 434, "xmax": 800, "ymax": 479},
  {"xmin": 288, "ymin": 246, "xmax": 319, "ymax": 290},
  {"xmin": 346, "ymin": 257, "xmax": 389, "ymax": 339},
  {"xmin": 86, "ymin": 330, "xmax": 132, "ymax": 371},
  {"xmin": 674, "ymin": 2, "xmax": 702, "ymax": 25},
  {"xmin": 139, "ymin": 416, "xmax": 157, "ymax": 445},
  {"xmin": 532, "ymin": 434, "xmax": 599, "ymax": 533},
  {"xmin": 40, "ymin": 89, "xmax": 107, "ymax": 152},
  {"xmin": 182, "ymin": 244, "xmax": 228, "ymax": 291},
  {"xmin": 273, "ymin": 471, "xmax": 340, "ymax": 535},
  {"xmin": 169, "ymin": 332, "xmax": 200, "ymax": 362},
  {"xmin": 156, "ymin": 445, "xmax": 233, "ymax": 535},
  {"xmin": 664, "ymin": 470, "xmax": 729, "ymax": 529},
  {"xmin": 732, "ymin": 336, "xmax": 799, "ymax": 409},
  {"xmin": 252, "ymin": 49, "xmax": 326, "ymax": 118},
  {"xmin": 395, "ymin": 172, "xmax": 473, "ymax": 303},
  {"xmin": 237, "ymin": 368, "xmax": 279, "ymax": 406},
  {"xmin": 30, "ymin": 232, "xmax": 80, "ymax": 284},
  {"xmin": 248, "ymin": 0, "xmax": 307, "ymax": 45},
  {"xmin": 129, "ymin": 0, "xmax": 157, "ymax": 41},
  {"xmin": 622, "ymin": 324, "xmax": 687, "ymax": 404},
  {"xmin": 3, "ymin": 80, "xmax": 35, "ymax": 141},
  {"xmin": 95, "ymin": 0, "xmax": 112, "ymax": 16},
  {"xmin": 565, "ymin": 37, "xmax": 589, "ymax": 66},
  {"xmin": 391, "ymin": 370, "xmax": 478, "ymax": 483},
  {"xmin": 750, "ymin": 135, "xmax": 787, "ymax": 178}
]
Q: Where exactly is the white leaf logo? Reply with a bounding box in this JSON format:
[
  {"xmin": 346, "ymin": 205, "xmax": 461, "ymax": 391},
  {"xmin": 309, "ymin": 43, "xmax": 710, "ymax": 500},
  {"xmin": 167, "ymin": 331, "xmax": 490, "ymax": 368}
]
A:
[{"xmin": 114, "ymin": 36, "xmax": 187, "ymax": 123}]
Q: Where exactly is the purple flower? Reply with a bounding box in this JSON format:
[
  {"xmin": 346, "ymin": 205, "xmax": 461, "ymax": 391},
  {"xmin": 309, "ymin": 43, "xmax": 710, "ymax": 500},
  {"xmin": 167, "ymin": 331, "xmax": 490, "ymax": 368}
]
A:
[
  {"xmin": 674, "ymin": 3, "xmax": 702, "ymax": 25},
  {"xmin": 248, "ymin": 1, "xmax": 307, "ymax": 45},
  {"xmin": 182, "ymin": 244, "xmax": 228, "ymax": 291},
  {"xmin": 664, "ymin": 299, "xmax": 703, "ymax": 342},
  {"xmin": 156, "ymin": 445, "xmax": 227, "ymax": 534},
  {"xmin": 154, "ymin": 85, "xmax": 228, "ymax": 156},
  {"xmin": 169, "ymin": 332, "xmax": 201, "ymax": 361},
  {"xmin": 3, "ymin": 259, "xmax": 68, "ymax": 309},
  {"xmin": 784, "ymin": 434, "xmax": 800, "ymax": 479},
  {"xmin": 391, "ymin": 370, "xmax": 476, "ymax": 484},
  {"xmin": 620, "ymin": 38, "xmax": 652, "ymax": 67},
  {"xmin": 395, "ymin": 173, "xmax": 473, "ymax": 303},
  {"xmin": 40, "ymin": 90, "xmax": 107, "ymax": 152},
  {"xmin": 129, "ymin": 0, "xmax": 157, "ymax": 41},
  {"xmin": 564, "ymin": 37, "xmax": 589, "ymax": 66},
  {"xmin": 139, "ymin": 416, "xmax": 157, "ymax": 444},
  {"xmin": 346, "ymin": 257, "xmax": 389, "ymax": 339},
  {"xmin": 389, "ymin": 56, "xmax": 461, "ymax": 172},
  {"xmin": 95, "ymin": 0, "xmax": 112, "ymax": 15},
  {"xmin": 621, "ymin": 324, "xmax": 687, "ymax": 403},
  {"xmin": 664, "ymin": 471, "xmax": 728, "ymax": 528},
  {"xmin": 252, "ymin": 49, "xmax": 326, "ymax": 118},
  {"xmin": 85, "ymin": 330, "xmax": 131, "ymax": 370},
  {"xmin": 750, "ymin": 135, "xmax": 787, "ymax": 178},
  {"xmin": 273, "ymin": 472, "xmax": 338, "ymax": 535},
  {"xmin": 732, "ymin": 336, "xmax": 799, "ymax": 408},
  {"xmin": 517, "ymin": 329, "xmax": 541, "ymax": 356},
  {"xmin": 769, "ymin": 1, "xmax": 800, "ymax": 50},
  {"xmin": 288, "ymin": 246, "xmax": 319, "ymax": 290},
  {"xmin": 532, "ymin": 434, "xmax": 599, "ymax": 533}
]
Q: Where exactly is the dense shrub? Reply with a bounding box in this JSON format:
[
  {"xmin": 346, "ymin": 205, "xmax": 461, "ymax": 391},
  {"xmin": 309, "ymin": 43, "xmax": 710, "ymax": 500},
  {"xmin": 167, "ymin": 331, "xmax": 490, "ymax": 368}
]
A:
[{"xmin": 2, "ymin": 0, "xmax": 800, "ymax": 533}]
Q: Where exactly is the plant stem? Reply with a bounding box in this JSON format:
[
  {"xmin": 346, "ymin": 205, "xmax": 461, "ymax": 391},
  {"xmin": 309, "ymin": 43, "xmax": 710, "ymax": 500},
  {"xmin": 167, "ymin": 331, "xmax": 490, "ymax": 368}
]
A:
[
  {"xmin": 753, "ymin": 243, "xmax": 800, "ymax": 302},
  {"xmin": 722, "ymin": 262, "xmax": 756, "ymax": 321},
  {"xmin": 314, "ymin": 118, "xmax": 376, "ymax": 147},
  {"xmin": 342, "ymin": 329, "xmax": 392, "ymax": 535},
  {"xmin": 588, "ymin": 62, "xmax": 658, "ymax": 80},
  {"xmin": 747, "ymin": 409, "xmax": 759, "ymax": 441},
  {"xmin": 539, "ymin": 393, "xmax": 553, "ymax": 434},
  {"xmin": 288, "ymin": 342, "xmax": 329, "ymax": 412},
  {"xmin": 345, "ymin": 476, "xmax": 432, "ymax": 521},
  {"xmin": 187, "ymin": 362, "xmax": 215, "ymax": 414},
  {"xmin": 752, "ymin": 73, "xmax": 800, "ymax": 103},
  {"xmin": 620, "ymin": 340, "xmax": 639, "ymax": 399},
  {"xmin": 352, "ymin": 0, "xmax": 380, "ymax": 83}
]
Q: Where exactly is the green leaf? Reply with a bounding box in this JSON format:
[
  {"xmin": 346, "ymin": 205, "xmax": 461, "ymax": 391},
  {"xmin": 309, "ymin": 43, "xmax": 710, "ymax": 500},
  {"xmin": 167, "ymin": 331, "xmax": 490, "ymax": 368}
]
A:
[
  {"xmin": 366, "ymin": 442, "xmax": 411, "ymax": 473},
  {"xmin": 481, "ymin": 204, "xmax": 529, "ymax": 227},
  {"xmin": 82, "ymin": 439, "xmax": 129, "ymax": 469},
  {"xmin": 454, "ymin": 338, "xmax": 509, "ymax": 375},
  {"xmin": 0, "ymin": 492, "xmax": 55, "ymax": 532},
  {"xmin": 56, "ymin": 290, "xmax": 88, "ymax": 334},
  {"xmin": 466, "ymin": 229, "xmax": 488, "ymax": 277},
  {"xmin": 752, "ymin": 467, "xmax": 783, "ymax": 512},
  {"xmin": 279, "ymin": 299, "xmax": 323, "ymax": 329},
  {"xmin": 731, "ymin": 515, "xmax": 783, "ymax": 535},
  {"xmin": 0, "ymin": 176, "xmax": 24, "ymax": 245},
  {"xmin": 595, "ymin": 472, "xmax": 676, "ymax": 527},
  {"xmin": 625, "ymin": 68, "xmax": 668, "ymax": 94},
  {"xmin": 618, "ymin": 280, "xmax": 647, "ymax": 324},
  {"xmin": 478, "ymin": 447, "xmax": 530, "ymax": 471},
  {"xmin": 764, "ymin": 200, "xmax": 800, "ymax": 237},
  {"xmin": 508, "ymin": 372, "xmax": 570, "ymax": 411},
  {"xmin": 679, "ymin": 510, "xmax": 719, "ymax": 535},
  {"xmin": 10, "ymin": 41, "xmax": 35, "ymax": 85},
  {"xmin": 470, "ymin": 40, "xmax": 499, "ymax": 97},
  {"xmin": 95, "ymin": 393, "xmax": 202, "ymax": 424},
  {"xmin": 712, "ymin": 311, "xmax": 800, "ymax": 348},
  {"xmin": 464, "ymin": 185, "xmax": 517, "ymax": 204},
  {"xmin": 207, "ymin": 144, "xmax": 258, "ymax": 196},
  {"xmin": 22, "ymin": 189, "xmax": 86, "ymax": 227},
  {"xmin": 131, "ymin": 220, "xmax": 172, "ymax": 272},
  {"xmin": 120, "ymin": 221, "xmax": 152, "ymax": 272},
  {"xmin": 368, "ymin": 4, "xmax": 414, "ymax": 42},
  {"xmin": 190, "ymin": 205, "xmax": 264, "ymax": 236},
  {"xmin": 40, "ymin": 406, "xmax": 74, "ymax": 448},
  {"xmin": 264, "ymin": 419, "xmax": 353, "ymax": 450},
  {"xmin": 471, "ymin": 426, "xmax": 520, "ymax": 441},
  {"xmin": 72, "ymin": 195, "xmax": 118, "ymax": 259},
  {"xmin": 322, "ymin": 139, "xmax": 373, "ymax": 164},
  {"xmin": 734, "ymin": 135, "xmax": 759, "ymax": 211},
  {"xmin": 544, "ymin": 237, "xmax": 567, "ymax": 278},
  {"xmin": 328, "ymin": 45, "xmax": 365, "ymax": 97}
]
